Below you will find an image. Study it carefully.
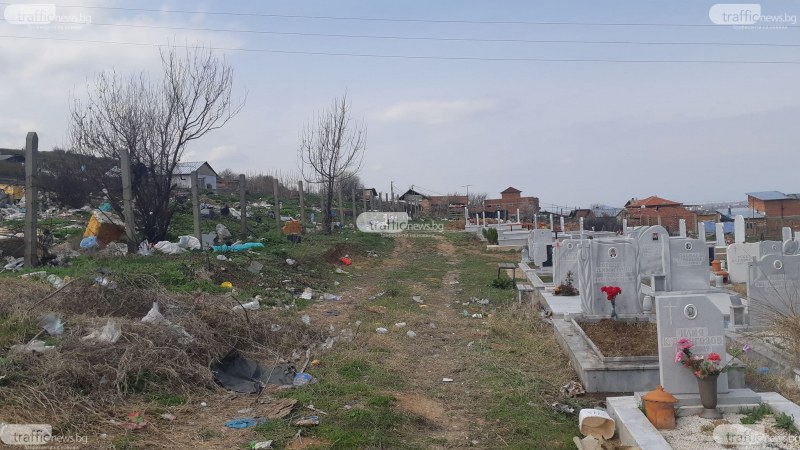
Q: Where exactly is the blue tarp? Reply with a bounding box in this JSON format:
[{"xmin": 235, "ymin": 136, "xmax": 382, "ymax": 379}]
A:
[
  {"xmin": 212, "ymin": 242, "xmax": 265, "ymax": 252},
  {"xmin": 703, "ymin": 222, "xmax": 734, "ymax": 234}
]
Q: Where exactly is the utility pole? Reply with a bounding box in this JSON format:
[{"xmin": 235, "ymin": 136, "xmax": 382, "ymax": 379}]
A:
[{"xmin": 462, "ymin": 184, "xmax": 471, "ymax": 198}]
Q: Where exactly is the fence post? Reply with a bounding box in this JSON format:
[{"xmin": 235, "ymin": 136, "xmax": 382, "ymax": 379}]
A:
[
  {"xmin": 298, "ymin": 180, "xmax": 305, "ymax": 234},
  {"xmin": 239, "ymin": 174, "xmax": 247, "ymax": 237},
  {"xmin": 337, "ymin": 184, "xmax": 345, "ymax": 229},
  {"xmin": 24, "ymin": 132, "xmax": 38, "ymax": 267},
  {"xmin": 191, "ymin": 171, "xmax": 201, "ymax": 244},
  {"xmin": 273, "ymin": 178, "xmax": 280, "ymax": 231}
]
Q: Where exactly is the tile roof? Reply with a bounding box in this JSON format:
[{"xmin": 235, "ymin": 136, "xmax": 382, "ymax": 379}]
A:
[
  {"xmin": 627, "ymin": 196, "xmax": 682, "ymax": 207},
  {"xmin": 501, "ymin": 187, "xmax": 521, "ymax": 194}
]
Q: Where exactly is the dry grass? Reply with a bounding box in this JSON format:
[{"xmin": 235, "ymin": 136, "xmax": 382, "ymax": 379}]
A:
[{"xmin": 0, "ymin": 275, "xmax": 323, "ymax": 435}]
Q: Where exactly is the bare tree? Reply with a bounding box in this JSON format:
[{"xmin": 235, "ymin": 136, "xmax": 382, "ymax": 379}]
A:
[
  {"xmin": 70, "ymin": 44, "xmax": 243, "ymax": 243},
  {"xmin": 299, "ymin": 94, "xmax": 366, "ymax": 233},
  {"xmin": 469, "ymin": 192, "xmax": 487, "ymax": 207}
]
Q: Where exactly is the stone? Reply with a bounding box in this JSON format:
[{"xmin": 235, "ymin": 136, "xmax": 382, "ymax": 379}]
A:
[
  {"xmin": 560, "ymin": 216, "xmax": 565, "ymax": 233},
  {"xmin": 636, "ymin": 226, "xmax": 669, "ymax": 280},
  {"xmin": 656, "ymin": 294, "xmax": 728, "ymax": 394},
  {"xmin": 577, "ymin": 238, "xmax": 641, "ymax": 316},
  {"xmin": 698, "ymin": 222, "xmax": 706, "ymax": 243},
  {"xmin": 747, "ymin": 253, "xmax": 800, "ymax": 326},
  {"xmin": 553, "ymin": 239, "xmax": 583, "ymax": 286},
  {"xmin": 528, "ymin": 229, "xmax": 553, "ymax": 266},
  {"xmin": 679, "ymin": 219, "xmax": 687, "ymax": 238},
  {"xmin": 667, "ymin": 238, "xmax": 710, "ymax": 291},
  {"xmin": 734, "ymin": 215, "xmax": 745, "ymax": 244},
  {"xmin": 715, "ymin": 223, "xmax": 725, "ymax": 247},
  {"xmin": 783, "ymin": 227, "xmax": 793, "ymax": 242},
  {"xmin": 726, "ymin": 243, "xmax": 760, "ymax": 283}
]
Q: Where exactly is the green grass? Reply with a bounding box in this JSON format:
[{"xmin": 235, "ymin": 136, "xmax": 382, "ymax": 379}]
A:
[
  {"xmin": 776, "ymin": 412, "xmax": 799, "ymax": 434},
  {"xmin": 739, "ymin": 403, "xmax": 772, "ymax": 424}
]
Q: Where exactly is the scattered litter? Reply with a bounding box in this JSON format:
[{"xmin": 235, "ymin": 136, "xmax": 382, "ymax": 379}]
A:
[
  {"xmin": 412, "ymin": 295, "xmax": 423, "ymax": 303},
  {"xmin": 368, "ymin": 292, "xmax": 385, "ymax": 300},
  {"xmin": 140, "ymin": 302, "xmax": 193, "ymax": 343},
  {"xmin": 419, "ymin": 305, "xmax": 429, "ymax": 309},
  {"xmin": 406, "ymin": 331, "xmax": 417, "ymax": 338},
  {"xmin": 334, "ymin": 268, "xmax": 348, "ymax": 274},
  {"xmin": 467, "ymin": 341, "xmax": 475, "ymax": 348},
  {"xmin": 293, "ymin": 416, "xmax": 319, "ymax": 427},
  {"xmin": 286, "ymin": 258, "xmax": 296, "ymax": 266},
  {"xmin": 321, "ymin": 337, "xmax": 336, "ymax": 349},
  {"xmin": 300, "ymin": 288, "xmax": 313, "ymax": 300},
  {"xmin": 153, "ymin": 241, "xmax": 187, "ymax": 255},
  {"xmin": 343, "ymin": 405, "xmax": 353, "ymax": 410},
  {"xmin": 238, "ymin": 408, "xmax": 253, "ymax": 414},
  {"xmin": 94, "ymin": 276, "xmax": 118, "ymax": 289},
  {"xmin": 137, "ymin": 241, "xmax": 152, "ymax": 256},
  {"xmin": 334, "ymin": 281, "xmax": 340, "ymax": 286},
  {"xmin": 394, "ymin": 322, "xmax": 406, "ymax": 328},
  {"xmin": 428, "ymin": 322, "xmax": 437, "ymax": 328},
  {"xmin": 561, "ymin": 381, "xmax": 586, "ymax": 398},
  {"xmin": 339, "ymin": 257, "xmax": 352, "ymax": 266},
  {"xmin": 4, "ymin": 258, "xmax": 23, "ymax": 272},
  {"xmin": 250, "ymin": 441, "xmax": 273, "ymax": 449},
  {"xmin": 293, "ymin": 373, "xmax": 313, "ymax": 386},
  {"xmin": 121, "ymin": 411, "xmax": 149, "ymax": 431},
  {"xmin": 301, "ymin": 315, "xmax": 311, "ymax": 325},
  {"xmin": 471, "ymin": 313, "xmax": 483, "ymax": 319},
  {"xmin": 160, "ymin": 413, "xmax": 176, "ymax": 421},
  {"xmin": 259, "ymin": 398, "xmax": 298, "ymax": 419},
  {"xmin": 306, "ymin": 404, "xmax": 328, "ymax": 415},
  {"xmin": 217, "ymin": 255, "xmax": 229, "ymax": 261},
  {"xmin": 224, "ymin": 417, "xmax": 267, "ymax": 429},
  {"xmin": 82, "ymin": 319, "xmax": 122, "ymax": 344},
  {"xmin": 321, "ymin": 293, "xmax": 342, "ymax": 301},
  {"xmin": 233, "ymin": 297, "xmax": 261, "ymax": 311},
  {"xmin": 212, "ymin": 243, "xmax": 265, "ymax": 252},
  {"xmin": 376, "ymin": 327, "xmax": 388, "ymax": 334},
  {"xmin": 551, "ymin": 402, "xmax": 576, "ymax": 414},
  {"xmin": 19, "ymin": 271, "xmax": 47, "ymax": 279},
  {"xmin": 46, "ymin": 274, "xmax": 66, "ymax": 289},
  {"xmin": 10, "ymin": 340, "xmax": 54, "ymax": 353},
  {"xmin": 201, "ymin": 402, "xmax": 208, "ymax": 407},
  {"xmin": 442, "ymin": 378, "xmax": 454, "ymax": 383},
  {"xmin": 247, "ymin": 261, "xmax": 264, "ymax": 273},
  {"xmin": 311, "ymin": 359, "xmax": 321, "ymax": 366},
  {"xmin": 366, "ymin": 250, "xmax": 379, "ymax": 257},
  {"xmin": 211, "ymin": 352, "xmax": 296, "ymax": 393},
  {"xmin": 39, "ymin": 313, "xmax": 64, "ymax": 336},
  {"xmin": 79, "ymin": 236, "xmax": 98, "ymax": 249},
  {"xmin": 216, "ymin": 223, "xmax": 232, "ymax": 239},
  {"xmin": 447, "ymin": 281, "xmax": 460, "ymax": 285},
  {"xmin": 177, "ymin": 235, "xmax": 201, "ymax": 250},
  {"xmin": 471, "ymin": 297, "xmax": 490, "ymax": 305},
  {"xmin": 220, "ymin": 281, "xmax": 233, "ymax": 288}
]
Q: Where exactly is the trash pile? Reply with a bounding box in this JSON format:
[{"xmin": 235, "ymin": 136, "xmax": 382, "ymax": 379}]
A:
[{"xmin": 0, "ymin": 275, "xmax": 324, "ymax": 432}]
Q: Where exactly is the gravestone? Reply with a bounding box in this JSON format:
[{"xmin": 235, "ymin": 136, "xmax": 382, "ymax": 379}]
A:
[
  {"xmin": 734, "ymin": 215, "xmax": 745, "ymax": 244},
  {"xmin": 559, "ymin": 216, "xmax": 565, "ymax": 233},
  {"xmin": 637, "ymin": 226, "xmax": 670, "ymax": 281},
  {"xmin": 528, "ymin": 229, "xmax": 553, "ymax": 267},
  {"xmin": 679, "ymin": 219, "xmax": 687, "ymax": 238},
  {"xmin": 668, "ymin": 238, "xmax": 710, "ymax": 291},
  {"xmin": 656, "ymin": 294, "xmax": 728, "ymax": 394},
  {"xmin": 747, "ymin": 254, "xmax": 800, "ymax": 326},
  {"xmin": 715, "ymin": 223, "xmax": 725, "ymax": 246},
  {"xmin": 577, "ymin": 238, "xmax": 641, "ymax": 316},
  {"xmin": 698, "ymin": 222, "xmax": 707, "ymax": 243},
  {"xmin": 727, "ymin": 243, "xmax": 760, "ymax": 283},
  {"xmin": 553, "ymin": 239, "xmax": 584, "ymax": 286},
  {"xmin": 783, "ymin": 227, "xmax": 793, "ymax": 242}
]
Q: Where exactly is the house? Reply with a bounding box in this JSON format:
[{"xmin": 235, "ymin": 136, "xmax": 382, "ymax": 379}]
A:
[
  {"xmin": 172, "ymin": 161, "xmax": 217, "ymax": 191},
  {"xmin": 745, "ymin": 191, "xmax": 800, "ymax": 240},
  {"xmin": 362, "ymin": 188, "xmax": 378, "ymax": 201},
  {"xmin": 620, "ymin": 195, "xmax": 697, "ymax": 235},
  {"xmin": 426, "ymin": 195, "xmax": 469, "ymax": 219},
  {"xmin": 483, "ymin": 187, "xmax": 539, "ymax": 221}
]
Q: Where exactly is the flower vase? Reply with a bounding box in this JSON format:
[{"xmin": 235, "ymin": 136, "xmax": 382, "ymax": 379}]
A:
[
  {"xmin": 697, "ymin": 375, "xmax": 722, "ymax": 419},
  {"xmin": 610, "ymin": 301, "xmax": 617, "ymax": 320}
]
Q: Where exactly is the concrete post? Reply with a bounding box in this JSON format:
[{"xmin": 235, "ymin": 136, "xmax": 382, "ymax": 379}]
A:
[
  {"xmin": 298, "ymin": 180, "xmax": 305, "ymax": 233},
  {"xmin": 351, "ymin": 188, "xmax": 357, "ymax": 227},
  {"xmin": 191, "ymin": 171, "xmax": 201, "ymax": 244},
  {"xmin": 119, "ymin": 147, "xmax": 137, "ymax": 253},
  {"xmin": 337, "ymin": 184, "xmax": 345, "ymax": 229},
  {"xmin": 24, "ymin": 132, "xmax": 38, "ymax": 267},
  {"xmin": 239, "ymin": 174, "xmax": 248, "ymax": 236}
]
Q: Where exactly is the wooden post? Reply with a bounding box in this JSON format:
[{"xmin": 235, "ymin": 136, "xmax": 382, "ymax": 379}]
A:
[
  {"xmin": 337, "ymin": 184, "xmax": 345, "ymax": 229},
  {"xmin": 273, "ymin": 178, "xmax": 280, "ymax": 231},
  {"xmin": 298, "ymin": 180, "xmax": 305, "ymax": 234},
  {"xmin": 239, "ymin": 174, "xmax": 247, "ymax": 236},
  {"xmin": 119, "ymin": 147, "xmax": 137, "ymax": 252},
  {"xmin": 191, "ymin": 171, "xmax": 201, "ymax": 244},
  {"xmin": 351, "ymin": 188, "xmax": 357, "ymax": 228},
  {"xmin": 23, "ymin": 132, "xmax": 38, "ymax": 268}
]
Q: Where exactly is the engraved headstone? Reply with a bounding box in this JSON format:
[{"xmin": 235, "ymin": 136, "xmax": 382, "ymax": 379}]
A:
[
  {"xmin": 668, "ymin": 238, "xmax": 710, "ymax": 291},
  {"xmin": 637, "ymin": 226, "xmax": 670, "ymax": 280},
  {"xmin": 715, "ymin": 223, "xmax": 725, "ymax": 247},
  {"xmin": 657, "ymin": 294, "xmax": 728, "ymax": 394},
  {"xmin": 553, "ymin": 239, "xmax": 584, "ymax": 286},
  {"xmin": 577, "ymin": 239, "xmax": 641, "ymax": 315},
  {"xmin": 734, "ymin": 215, "xmax": 745, "ymax": 244},
  {"xmin": 747, "ymin": 254, "xmax": 800, "ymax": 326}
]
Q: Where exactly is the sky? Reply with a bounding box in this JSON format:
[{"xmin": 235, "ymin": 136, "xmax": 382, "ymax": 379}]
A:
[{"xmin": 1, "ymin": 1, "xmax": 800, "ymax": 211}]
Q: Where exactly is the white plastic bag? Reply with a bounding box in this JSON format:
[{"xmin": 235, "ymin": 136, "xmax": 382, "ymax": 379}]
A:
[{"xmin": 153, "ymin": 241, "xmax": 187, "ymax": 255}]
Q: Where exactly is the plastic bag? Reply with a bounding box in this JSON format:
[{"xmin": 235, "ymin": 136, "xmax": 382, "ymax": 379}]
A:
[
  {"xmin": 79, "ymin": 236, "xmax": 98, "ymax": 249},
  {"xmin": 178, "ymin": 235, "xmax": 201, "ymax": 250},
  {"xmin": 153, "ymin": 241, "xmax": 187, "ymax": 255},
  {"xmin": 83, "ymin": 319, "xmax": 122, "ymax": 343},
  {"xmin": 137, "ymin": 240, "xmax": 152, "ymax": 256}
]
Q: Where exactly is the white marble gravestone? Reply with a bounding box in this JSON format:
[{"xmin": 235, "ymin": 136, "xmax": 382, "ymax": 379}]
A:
[
  {"xmin": 637, "ymin": 226, "xmax": 670, "ymax": 280},
  {"xmin": 734, "ymin": 215, "xmax": 745, "ymax": 244},
  {"xmin": 783, "ymin": 227, "xmax": 794, "ymax": 243},
  {"xmin": 528, "ymin": 229, "xmax": 553, "ymax": 267},
  {"xmin": 553, "ymin": 239, "xmax": 583, "ymax": 286},
  {"xmin": 656, "ymin": 294, "xmax": 728, "ymax": 394},
  {"xmin": 559, "ymin": 216, "xmax": 565, "ymax": 233},
  {"xmin": 577, "ymin": 239, "xmax": 641, "ymax": 316},
  {"xmin": 679, "ymin": 219, "xmax": 687, "ymax": 238},
  {"xmin": 715, "ymin": 223, "xmax": 725, "ymax": 247},
  {"xmin": 747, "ymin": 254, "xmax": 800, "ymax": 326},
  {"xmin": 727, "ymin": 243, "xmax": 760, "ymax": 283},
  {"xmin": 668, "ymin": 238, "xmax": 710, "ymax": 291}
]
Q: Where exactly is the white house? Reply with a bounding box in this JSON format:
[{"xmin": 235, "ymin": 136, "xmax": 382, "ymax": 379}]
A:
[{"xmin": 172, "ymin": 161, "xmax": 218, "ymax": 191}]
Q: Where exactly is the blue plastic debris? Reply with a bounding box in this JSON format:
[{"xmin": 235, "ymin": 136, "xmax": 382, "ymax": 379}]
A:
[{"xmin": 224, "ymin": 417, "xmax": 267, "ymax": 429}]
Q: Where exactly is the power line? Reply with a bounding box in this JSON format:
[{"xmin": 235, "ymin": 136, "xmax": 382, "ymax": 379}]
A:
[
  {"xmin": 4, "ymin": 3, "xmax": 797, "ymax": 28},
  {"xmin": 3, "ymin": 34, "xmax": 800, "ymax": 64},
  {"xmin": 83, "ymin": 22, "xmax": 800, "ymax": 48}
]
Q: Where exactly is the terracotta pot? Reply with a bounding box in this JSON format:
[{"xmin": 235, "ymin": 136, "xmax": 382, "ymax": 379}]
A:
[{"xmin": 697, "ymin": 374, "xmax": 722, "ymax": 419}]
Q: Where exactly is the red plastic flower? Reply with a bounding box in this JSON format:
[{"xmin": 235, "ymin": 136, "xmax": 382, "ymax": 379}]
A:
[
  {"xmin": 600, "ymin": 286, "xmax": 622, "ymax": 301},
  {"xmin": 707, "ymin": 352, "xmax": 722, "ymax": 362}
]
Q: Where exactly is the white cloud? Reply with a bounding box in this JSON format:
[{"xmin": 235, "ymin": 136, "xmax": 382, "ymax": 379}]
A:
[{"xmin": 373, "ymin": 99, "xmax": 497, "ymax": 125}]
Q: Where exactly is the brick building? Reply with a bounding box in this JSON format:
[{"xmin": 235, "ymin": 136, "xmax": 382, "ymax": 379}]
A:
[
  {"xmin": 745, "ymin": 191, "xmax": 800, "ymax": 240},
  {"xmin": 620, "ymin": 196, "xmax": 697, "ymax": 236},
  {"xmin": 482, "ymin": 187, "xmax": 539, "ymax": 221}
]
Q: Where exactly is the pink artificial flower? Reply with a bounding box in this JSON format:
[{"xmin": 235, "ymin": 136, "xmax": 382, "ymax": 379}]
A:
[
  {"xmin": 695, "ymin": 371, "xmax": 701, "ymax": 378},
  {"xmin": 675, "ymin": 351, "xmax": 683, "ymax": 363},
  {"xmin": 676, "ymin": 338, "xmax": 693, "ymax": 350},
  {"xmin": 707, "ymin": 352, "xmax": 722, "ymax": 362},
  {"xmin": 743, "ymin": 343, "xmax": 751, "ymax": 353}
]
